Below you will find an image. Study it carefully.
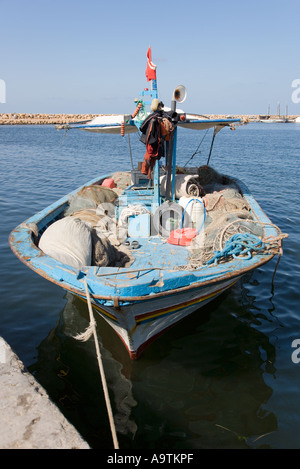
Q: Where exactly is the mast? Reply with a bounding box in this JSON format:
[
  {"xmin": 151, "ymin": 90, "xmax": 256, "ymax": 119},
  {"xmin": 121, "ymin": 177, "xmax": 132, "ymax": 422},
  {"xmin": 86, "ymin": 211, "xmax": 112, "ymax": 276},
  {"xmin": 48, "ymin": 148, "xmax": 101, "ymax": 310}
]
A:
[
  {"xmin": 143, "ymin": 47, "xmax": 160, "ymax": 209},
  {"xmin": 277, "ymin": 102, "xmax": 280, "ymax": 116},
  {"xmin": 165, "ymin": 86, "xmax": 187, "ymax": 201},
  {"xmin": 142, "ymin": 49, "xmax": 187, "ymax": 204}
]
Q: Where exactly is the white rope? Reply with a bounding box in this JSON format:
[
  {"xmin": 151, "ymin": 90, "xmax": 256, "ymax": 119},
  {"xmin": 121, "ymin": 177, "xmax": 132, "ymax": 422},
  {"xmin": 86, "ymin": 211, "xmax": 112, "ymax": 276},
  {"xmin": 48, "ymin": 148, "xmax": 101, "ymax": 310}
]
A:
[{"xmin": 74, "ymin": 278, "xmax": 119, "ymax": 449}]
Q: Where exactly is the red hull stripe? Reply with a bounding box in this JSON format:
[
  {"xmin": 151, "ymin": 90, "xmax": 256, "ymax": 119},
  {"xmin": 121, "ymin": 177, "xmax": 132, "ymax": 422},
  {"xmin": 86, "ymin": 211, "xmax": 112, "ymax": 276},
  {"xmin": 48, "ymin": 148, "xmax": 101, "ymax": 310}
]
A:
[{"xmin": 88, "ymin": 280, "xmax": 236, "ymax": 326}]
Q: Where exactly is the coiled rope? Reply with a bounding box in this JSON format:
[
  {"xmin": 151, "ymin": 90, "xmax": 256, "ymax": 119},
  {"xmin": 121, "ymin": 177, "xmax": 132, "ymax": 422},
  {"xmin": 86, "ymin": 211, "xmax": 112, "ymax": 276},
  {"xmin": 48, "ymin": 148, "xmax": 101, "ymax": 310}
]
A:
[
  {"xmin": 206, "ymin": 232, "xmax": 265, "ymax": 265},
  {"xmin": 217, "ymin": 218, "xmax": 287, "ymax": 252},
  {"xmin": 74, "ymin": 278, "xmax": 119, "ymax": 449},
  {"xmin": 175, "ymin": 218, "xmax": 288, "ymax": 271}
]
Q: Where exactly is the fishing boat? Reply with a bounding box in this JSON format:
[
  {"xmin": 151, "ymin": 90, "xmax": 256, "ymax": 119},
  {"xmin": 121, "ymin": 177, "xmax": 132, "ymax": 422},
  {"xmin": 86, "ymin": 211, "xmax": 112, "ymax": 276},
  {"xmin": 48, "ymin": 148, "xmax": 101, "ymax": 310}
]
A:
[{"xmin": 9, "ymin": 49, "xmax": 287, "ymax": 359}]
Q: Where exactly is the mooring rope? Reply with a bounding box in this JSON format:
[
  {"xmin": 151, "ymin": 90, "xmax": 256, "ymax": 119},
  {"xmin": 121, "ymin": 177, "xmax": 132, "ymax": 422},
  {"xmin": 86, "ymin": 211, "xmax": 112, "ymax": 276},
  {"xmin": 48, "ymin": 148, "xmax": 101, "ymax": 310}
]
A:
[{"xmin": 74, "ymin": 278, "xmax": 119, "ymax": 449}]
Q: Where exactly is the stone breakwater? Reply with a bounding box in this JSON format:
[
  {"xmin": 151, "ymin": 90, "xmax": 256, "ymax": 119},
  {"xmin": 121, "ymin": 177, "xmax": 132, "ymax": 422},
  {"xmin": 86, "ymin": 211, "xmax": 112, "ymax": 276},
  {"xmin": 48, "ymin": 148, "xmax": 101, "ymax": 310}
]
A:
[
  {"xmin": 0, "ymin": 113, "xmax": 299, "ymax": 125},
  {"xmin": 0, "ymin": 113, "xmax": 97, "ymax": 125}
]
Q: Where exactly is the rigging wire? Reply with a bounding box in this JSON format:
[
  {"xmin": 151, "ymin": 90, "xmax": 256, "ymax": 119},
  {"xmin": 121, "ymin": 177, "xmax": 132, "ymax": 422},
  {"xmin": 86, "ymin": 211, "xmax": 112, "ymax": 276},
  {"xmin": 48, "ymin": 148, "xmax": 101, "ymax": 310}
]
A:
[{"xmin": 183, "ymin": 129, "xmax": 209, "ymax": 167}]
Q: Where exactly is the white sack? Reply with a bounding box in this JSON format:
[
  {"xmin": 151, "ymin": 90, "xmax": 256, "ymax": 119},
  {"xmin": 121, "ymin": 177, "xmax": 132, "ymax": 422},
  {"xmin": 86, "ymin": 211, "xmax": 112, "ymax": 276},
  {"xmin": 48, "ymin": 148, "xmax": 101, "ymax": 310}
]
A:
[{"xmin": 39, "ymin": 216, "xmax": 92, "ymax": 268}]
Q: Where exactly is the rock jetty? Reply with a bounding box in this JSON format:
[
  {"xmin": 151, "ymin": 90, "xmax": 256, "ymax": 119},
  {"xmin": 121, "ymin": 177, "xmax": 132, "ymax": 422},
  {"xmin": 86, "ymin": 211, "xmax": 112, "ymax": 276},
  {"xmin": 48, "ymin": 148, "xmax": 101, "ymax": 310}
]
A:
[
  {"xmin": 0, "ymin": 113, "xmax": 97, "ymax": 125},
  {"xmin": 0, "ymin": 113, "xmax": 298, "ymax": 125}
]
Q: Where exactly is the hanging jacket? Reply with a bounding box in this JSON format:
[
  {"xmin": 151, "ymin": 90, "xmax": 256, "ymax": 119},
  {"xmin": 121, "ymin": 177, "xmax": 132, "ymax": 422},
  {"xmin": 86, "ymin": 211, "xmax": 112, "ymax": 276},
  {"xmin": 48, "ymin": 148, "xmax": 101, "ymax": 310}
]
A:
[{"xmin": 140, "ymin": 117, "xmax": 162, "ymax": 178}]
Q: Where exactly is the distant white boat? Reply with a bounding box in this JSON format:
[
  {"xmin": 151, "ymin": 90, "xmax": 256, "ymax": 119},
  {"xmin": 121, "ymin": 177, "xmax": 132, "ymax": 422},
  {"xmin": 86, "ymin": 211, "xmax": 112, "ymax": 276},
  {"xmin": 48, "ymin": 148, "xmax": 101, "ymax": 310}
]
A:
[
  {"xmin": 260, "ymin": 118, "xmax": 286, "ymax": 123},
  {"xmin": 295, "ymin": 117, "xmax": 300, "ymax": 123}
]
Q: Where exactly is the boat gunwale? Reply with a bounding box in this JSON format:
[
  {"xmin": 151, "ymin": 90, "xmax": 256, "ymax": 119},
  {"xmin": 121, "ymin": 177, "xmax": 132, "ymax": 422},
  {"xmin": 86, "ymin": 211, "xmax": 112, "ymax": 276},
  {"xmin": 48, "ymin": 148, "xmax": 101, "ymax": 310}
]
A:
[
  {"xmin": 9, "ymin": 222, "xmax": 276, "ymax": 304},
  {"xmin": 9, "ymin": 171, "xmax": 280, "ymax": 305}
]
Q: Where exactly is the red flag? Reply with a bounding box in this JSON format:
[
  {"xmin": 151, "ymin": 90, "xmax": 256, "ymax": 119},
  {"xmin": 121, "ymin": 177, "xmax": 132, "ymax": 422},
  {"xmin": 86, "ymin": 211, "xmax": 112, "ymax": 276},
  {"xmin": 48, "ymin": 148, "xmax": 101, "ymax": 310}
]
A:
[{"xmin": 145, "ymin": 46, "xmax": 156, "ymax": 82}]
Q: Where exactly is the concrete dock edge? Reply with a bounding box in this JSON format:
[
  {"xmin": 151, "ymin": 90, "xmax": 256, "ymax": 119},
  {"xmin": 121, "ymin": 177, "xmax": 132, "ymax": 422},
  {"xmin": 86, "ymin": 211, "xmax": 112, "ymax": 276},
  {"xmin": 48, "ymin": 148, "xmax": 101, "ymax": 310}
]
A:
[{"xmin": 0, "ymin": 337, "xmax": 90, "ymax": 449}]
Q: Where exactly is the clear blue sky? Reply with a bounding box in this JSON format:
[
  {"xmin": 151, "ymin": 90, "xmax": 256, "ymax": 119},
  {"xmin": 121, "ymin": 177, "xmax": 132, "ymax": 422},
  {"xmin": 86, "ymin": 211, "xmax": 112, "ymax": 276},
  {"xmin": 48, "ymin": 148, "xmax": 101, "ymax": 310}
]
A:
[{"xmin": 1, "ymin": 0, "xmax": 299, "ymax": 115}]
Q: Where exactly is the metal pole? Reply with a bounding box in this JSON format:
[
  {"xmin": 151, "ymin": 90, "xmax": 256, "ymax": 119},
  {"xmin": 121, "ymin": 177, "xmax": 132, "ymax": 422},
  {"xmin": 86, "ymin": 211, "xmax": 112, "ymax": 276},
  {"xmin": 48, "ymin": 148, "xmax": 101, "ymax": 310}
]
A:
[
  {"xmin": 165, "ymin": 99, "xmax": 177, "ymax": 201},
  {"xmin": 207, "ymin": 129, "xmax": 217, "ymax": 166},
  {"xmin": 165, "ymin": 133, "xmax": 173, "ymax": 201},
  {"xmin": 171, "ymin": 127, "xmax": 177, "ymax": 201},
  {"xmin": 127, "ymin": 133, "xmax": 134, "ymax": 170}
]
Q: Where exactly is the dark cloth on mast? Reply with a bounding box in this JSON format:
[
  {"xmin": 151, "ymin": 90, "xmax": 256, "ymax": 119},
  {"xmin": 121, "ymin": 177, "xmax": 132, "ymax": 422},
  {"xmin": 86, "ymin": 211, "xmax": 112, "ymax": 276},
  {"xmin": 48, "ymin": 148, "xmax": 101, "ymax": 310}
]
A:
[
  {"xmin": 140, "ymin": 114, "xmax": 163, "ymax": 178},
  {"xmin": 139, "ymin": 108, "xmax": 175, "ymax": 178}
]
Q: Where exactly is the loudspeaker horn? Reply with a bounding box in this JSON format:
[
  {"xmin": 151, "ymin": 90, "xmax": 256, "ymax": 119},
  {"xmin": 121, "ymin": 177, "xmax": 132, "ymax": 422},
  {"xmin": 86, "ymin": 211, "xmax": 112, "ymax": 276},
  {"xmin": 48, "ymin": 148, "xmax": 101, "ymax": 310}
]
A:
[{"xmin": 173, "ymin": 85, "xmax": 187, "ymax": 103}]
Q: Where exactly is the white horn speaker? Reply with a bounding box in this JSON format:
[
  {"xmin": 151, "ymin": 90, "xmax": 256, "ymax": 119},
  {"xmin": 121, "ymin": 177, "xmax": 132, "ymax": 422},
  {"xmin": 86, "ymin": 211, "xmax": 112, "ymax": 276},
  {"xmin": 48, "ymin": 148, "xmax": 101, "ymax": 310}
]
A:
[{"xmin": 173, "ymin": 85, "xmax": 187, "ymax": 103}]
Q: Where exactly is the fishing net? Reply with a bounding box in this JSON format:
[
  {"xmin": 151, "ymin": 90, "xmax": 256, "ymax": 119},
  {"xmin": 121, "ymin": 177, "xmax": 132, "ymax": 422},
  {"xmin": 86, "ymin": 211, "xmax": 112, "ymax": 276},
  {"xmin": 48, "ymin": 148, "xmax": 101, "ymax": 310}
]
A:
[
  {"xmin": 188, "ymin": 211, "xmax": 266, "ymax": 267},
  {"xmin": 64, "ymin": 184, "xmax": 118, "ymax": 216},
  {"xmin": 175, "ymin": 166, "xmax": 277, "ymax": 269},
  {"xmin": 65, "ymin": 208, "xmax": 132, "ymax": 268},
  {"xmin": 58, "ymin": 175, "xmax": 141, "ymax": 268},
  {"xmin": 197, "ymin": 165, "xmax": 226, "ymax": 186},
  {"xmin": 91, "ymin": 230, "xmax": 133, "ymax": 268},
  {"xmin": 203, "ymin": 188, "xmax": 250, "ymax": 219},
  {"xmin": 111, "ymin": 172, "xmax": 132, "ymax": 190}
]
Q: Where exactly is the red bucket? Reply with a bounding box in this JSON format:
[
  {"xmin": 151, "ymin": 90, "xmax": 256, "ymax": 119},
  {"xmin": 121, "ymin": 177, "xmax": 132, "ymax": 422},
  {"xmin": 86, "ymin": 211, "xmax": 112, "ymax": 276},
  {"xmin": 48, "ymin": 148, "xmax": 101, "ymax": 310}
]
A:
[{"xmin": 167, "ymin": 228, "xmax": 197, "ymax": 246}]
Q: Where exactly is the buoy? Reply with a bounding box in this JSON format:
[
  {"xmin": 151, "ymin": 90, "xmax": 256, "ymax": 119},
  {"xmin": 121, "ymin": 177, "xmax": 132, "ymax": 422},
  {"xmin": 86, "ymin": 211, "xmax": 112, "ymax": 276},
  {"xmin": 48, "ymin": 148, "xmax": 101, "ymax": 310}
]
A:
[
  {"xmin": 131, "ymin": 102, "xmax": 142, "ymax": 118},
  {"xmin": 121, "ymin": 121, "xmax": 125, "ymax": 136}
]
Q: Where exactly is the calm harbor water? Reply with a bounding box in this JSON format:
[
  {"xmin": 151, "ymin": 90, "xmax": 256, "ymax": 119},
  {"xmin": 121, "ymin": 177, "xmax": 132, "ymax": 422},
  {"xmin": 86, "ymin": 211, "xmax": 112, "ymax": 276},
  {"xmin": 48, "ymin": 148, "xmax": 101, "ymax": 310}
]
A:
[{"xmin": 0, "ymin": 122, "xmax": 299, "ymax": 449}]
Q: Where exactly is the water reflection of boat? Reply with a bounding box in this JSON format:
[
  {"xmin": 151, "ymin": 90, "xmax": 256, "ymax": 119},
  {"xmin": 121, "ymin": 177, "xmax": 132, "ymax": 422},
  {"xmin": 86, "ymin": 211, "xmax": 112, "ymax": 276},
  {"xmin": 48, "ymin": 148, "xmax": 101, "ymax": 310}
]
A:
[
  {"xmin": 28, "ymin": 285, "xmax": 279, "ymax": 449},
  {"xmin": 29, "ymin": 292, "xmax": 137, "ymax": 445}
]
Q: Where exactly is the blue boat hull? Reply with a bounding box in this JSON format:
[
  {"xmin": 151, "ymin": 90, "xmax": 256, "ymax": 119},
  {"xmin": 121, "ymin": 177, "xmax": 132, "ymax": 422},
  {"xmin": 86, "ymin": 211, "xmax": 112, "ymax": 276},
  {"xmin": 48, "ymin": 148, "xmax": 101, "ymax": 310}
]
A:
[{"xmin": 9, "ymin": 171, "xmax": 281, "ymax": 358}]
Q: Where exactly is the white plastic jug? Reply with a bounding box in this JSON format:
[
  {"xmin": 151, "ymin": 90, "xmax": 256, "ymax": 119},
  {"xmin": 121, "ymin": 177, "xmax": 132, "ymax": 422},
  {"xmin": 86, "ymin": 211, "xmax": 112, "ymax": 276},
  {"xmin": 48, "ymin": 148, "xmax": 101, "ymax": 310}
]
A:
[{"xmin": 178, "ymin": 197, "xmax": 205, "ymax": 231}]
